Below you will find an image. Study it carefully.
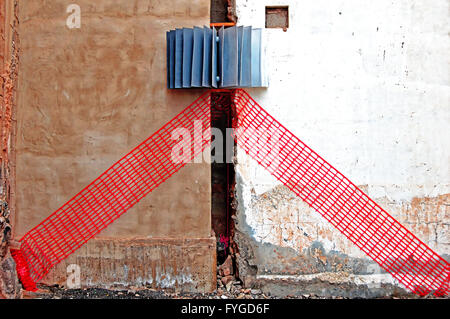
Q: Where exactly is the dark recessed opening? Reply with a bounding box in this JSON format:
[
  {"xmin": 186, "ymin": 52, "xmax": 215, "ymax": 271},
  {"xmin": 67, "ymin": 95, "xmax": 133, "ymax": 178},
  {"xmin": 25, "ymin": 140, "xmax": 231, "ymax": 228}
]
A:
[
  {"xmin": 265, "ymin": 6, "xmax": 289, "ymax": 29},
  {"xmin": 211, "ymin": 0, "xmax": 229, "ymax": 23},
  {"xmin": 210, "ymin": 92, "xmax": 236, "ymax": 265}
]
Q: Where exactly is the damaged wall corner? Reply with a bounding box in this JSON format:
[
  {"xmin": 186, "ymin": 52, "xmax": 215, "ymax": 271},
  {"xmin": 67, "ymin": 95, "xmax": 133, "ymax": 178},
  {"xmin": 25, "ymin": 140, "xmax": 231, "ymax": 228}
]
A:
[
  {"xmin": 227, "ymin": 0, "xmax": 237, "ymax": 22},
  {"xmin": 0, "ymin": 0, "xmax": 21, "ymax": 299}
]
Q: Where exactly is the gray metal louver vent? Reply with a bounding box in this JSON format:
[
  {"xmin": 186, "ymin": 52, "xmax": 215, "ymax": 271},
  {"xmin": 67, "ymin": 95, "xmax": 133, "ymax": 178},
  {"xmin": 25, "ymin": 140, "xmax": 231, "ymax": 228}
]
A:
[{"xmin": 166, "ymin": 26, "xmax": 267, "ymax": 89}]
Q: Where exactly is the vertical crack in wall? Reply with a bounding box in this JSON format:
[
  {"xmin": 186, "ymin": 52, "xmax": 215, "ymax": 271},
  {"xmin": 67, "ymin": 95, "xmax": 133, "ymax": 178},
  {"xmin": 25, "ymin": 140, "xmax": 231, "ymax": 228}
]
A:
[
  {"xmin": 210, "ymin": 92, "xmax": 235, "ymax": 259},
  {"xmin": 210, "ymin": 91, "xmax": 242, "ymax": 291},
  {"xmin": 209, "ymin": 0, "xmax": 241, "ymax": 290},
  {"xmin": 228, "ymin": 95, "xmax": 242, "ymax": 283}
]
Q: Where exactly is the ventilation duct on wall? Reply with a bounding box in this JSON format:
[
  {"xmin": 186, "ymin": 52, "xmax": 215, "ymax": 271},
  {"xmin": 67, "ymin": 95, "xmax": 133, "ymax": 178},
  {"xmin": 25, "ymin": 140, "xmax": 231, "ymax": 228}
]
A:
[{"xmin": 166, "ymin": 26, "xmax": 268, "ymax": 88}]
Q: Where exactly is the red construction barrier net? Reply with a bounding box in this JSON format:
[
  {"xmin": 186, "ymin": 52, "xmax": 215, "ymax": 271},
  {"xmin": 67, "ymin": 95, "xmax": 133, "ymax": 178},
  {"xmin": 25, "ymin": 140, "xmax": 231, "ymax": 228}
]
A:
[
  {"xmin": 12, "ymin": 89, "xmax": 448, "ymax": 297},
  {"xmin": 231, "ymin": 89, "xmax": 449, "ymax": 296},
  {"xmin": 14, "ymin": 91, "xmax": 211, "ymax": 287}
]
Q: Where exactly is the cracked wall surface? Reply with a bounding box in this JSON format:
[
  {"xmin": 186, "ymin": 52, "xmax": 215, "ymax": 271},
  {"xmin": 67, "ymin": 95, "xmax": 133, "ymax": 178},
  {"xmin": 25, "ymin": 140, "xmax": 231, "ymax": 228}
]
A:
[{"xmin": 234, "ymin": 0, "xmax": 449, "ymax": 297}]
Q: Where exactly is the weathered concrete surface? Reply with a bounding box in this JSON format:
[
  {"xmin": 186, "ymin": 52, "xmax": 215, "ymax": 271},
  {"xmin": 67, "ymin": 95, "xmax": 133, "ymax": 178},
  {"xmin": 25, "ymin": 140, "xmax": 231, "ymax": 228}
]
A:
[
  {"xmin": 41, "ymin": 237, "xmax": 216, "ymax": 293},
  {"xmin": 14, "ymin": 0, "xmax": 214, "ymax": 291},
  {"xmin": 234, "ymin": 176, "xmax": 449, "ymax": 297},
  {"xmin": 234, "ymin": 0, "xmax": 450, "ymax": 297},
  {"xmin": 236, "ymin": 185, "xmax": 449, "ymax": 265},
  {"xmin": 0, "ymin": 0, "xmax": 21, "ymax": 299}
]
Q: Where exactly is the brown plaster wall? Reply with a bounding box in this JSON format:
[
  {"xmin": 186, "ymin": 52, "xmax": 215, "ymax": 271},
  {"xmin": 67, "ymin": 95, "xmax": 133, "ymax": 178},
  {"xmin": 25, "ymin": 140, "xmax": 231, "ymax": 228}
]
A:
[
  {"xmin": 40, "ymin": 237, "xmax": 216, "ymax": 292},
  {"xmin": 14, "ymin": 0, "xmax": 211, "ymax": 239},
  {"xmin": 13, "ymin": 0, "xmax": 214, "ymax": 291}
]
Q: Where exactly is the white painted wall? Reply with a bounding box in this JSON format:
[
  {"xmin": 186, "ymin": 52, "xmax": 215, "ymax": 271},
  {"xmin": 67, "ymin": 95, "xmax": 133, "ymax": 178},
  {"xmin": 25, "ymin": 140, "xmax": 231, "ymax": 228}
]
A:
[{"xmin": 235, "ymin": 0, "xmax": 449, "ymax": 259}]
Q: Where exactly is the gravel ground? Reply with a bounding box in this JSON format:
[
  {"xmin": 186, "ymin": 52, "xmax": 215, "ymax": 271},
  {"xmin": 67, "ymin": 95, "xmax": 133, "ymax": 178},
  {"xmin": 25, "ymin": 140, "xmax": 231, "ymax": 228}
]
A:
[
  {"xmin": 26, "ymin": 284, "xmax": 435, "ymax": 300},
  {"xmin": 22, "ymin": 262, "xmax": 443, "ymax": 300},
  {"xmin": 26, "ymin": 283, "xmax": 294, "ymax": 300}
]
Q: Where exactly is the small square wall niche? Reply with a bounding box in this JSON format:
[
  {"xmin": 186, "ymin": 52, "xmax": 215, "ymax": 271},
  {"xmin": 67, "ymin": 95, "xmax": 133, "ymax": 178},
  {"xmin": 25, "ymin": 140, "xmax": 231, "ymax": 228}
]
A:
[{"xmin": 265, "ymin": 6, "xmax": 289, "ymax": 29}]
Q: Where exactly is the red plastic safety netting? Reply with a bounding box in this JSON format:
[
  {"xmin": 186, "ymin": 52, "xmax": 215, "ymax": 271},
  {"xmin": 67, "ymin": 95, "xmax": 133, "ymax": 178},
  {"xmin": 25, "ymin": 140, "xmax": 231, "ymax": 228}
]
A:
[
  {"xmin": 231, "ymin": 89, "xmax": 449, "ymax": 296},
  {"xmin": 12, "ymin": 89, "xmax": 448, "ymax": 296},
  {"xmin": 13, "ymin": 91, "xmax": 212, "ymax": 289}
]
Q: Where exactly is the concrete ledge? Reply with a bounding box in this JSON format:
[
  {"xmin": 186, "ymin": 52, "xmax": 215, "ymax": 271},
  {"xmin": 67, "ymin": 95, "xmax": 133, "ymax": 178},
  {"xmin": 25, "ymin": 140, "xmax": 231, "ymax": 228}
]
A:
[{"xmin": 39, "ymin": 237, "xmax": 217, "ymax": 293}]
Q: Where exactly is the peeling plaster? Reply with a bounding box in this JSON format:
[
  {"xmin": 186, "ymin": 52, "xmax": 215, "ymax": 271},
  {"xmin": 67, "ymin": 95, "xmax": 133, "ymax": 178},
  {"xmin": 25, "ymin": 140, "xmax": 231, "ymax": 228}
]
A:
[{"xmin": 233, "ymin": 0, "xmax": 450, "ymax": 295}]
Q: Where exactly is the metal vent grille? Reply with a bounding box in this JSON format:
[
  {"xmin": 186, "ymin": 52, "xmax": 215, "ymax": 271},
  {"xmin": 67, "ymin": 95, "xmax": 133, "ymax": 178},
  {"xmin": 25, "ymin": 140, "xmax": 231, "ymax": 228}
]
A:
[{"xmin": 166, "ymin": 26, "xmax": 267, "ymax": 88}]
